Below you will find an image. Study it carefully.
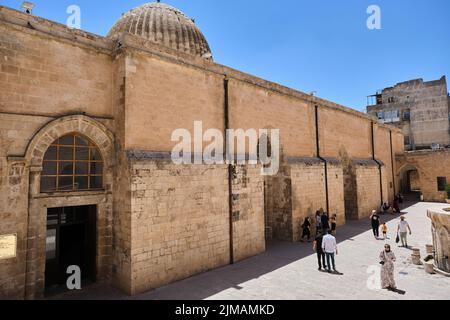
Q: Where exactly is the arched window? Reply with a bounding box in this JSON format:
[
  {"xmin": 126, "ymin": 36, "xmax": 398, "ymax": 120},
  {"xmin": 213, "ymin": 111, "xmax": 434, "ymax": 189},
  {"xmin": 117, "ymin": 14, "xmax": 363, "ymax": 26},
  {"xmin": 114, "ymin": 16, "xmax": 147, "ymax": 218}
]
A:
[{"xmin": 40, "ymin": 133, "xmax": 104, "ymax": 192}]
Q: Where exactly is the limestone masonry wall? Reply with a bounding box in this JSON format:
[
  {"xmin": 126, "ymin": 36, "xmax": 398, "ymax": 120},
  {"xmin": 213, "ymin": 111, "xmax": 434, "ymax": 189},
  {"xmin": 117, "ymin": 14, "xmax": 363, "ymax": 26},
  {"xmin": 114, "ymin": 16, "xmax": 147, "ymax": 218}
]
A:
[
  {"xmin": 375, "ymin": 125, "xmax": 395, "ymax": 203},
  {"xmin": 129, "ymin": 161, "xmax": 230, "ymax": 294},
  {"xmin": 318, "ymin": 107, "xmax": 372, "ymax": 159},
  {"xmin": 111, "ymin": 52, "xmax": 133, "ymax": 294},
  {"xmin": 290, "ymin": 162, "xmax": 327, "ymax": 241},
  {"xmin": 231, "ymin": 165, "xmax": 265, "ymax": 262},
  {"xmin": 0, "ymin": 23, "xmax": 113, "ymax": 118},
  {"xmin": 127, "ymin": 161, "xmax": 265, "ymax": 295},
  {"xmin": 124, "ymin": 52, "xmax": 225, "ymax": 152},
  {"xmin": 326, "ymin": 163, "xmax": 346, "ymax": 226},
  {"xmin": 0, "ymin": 156, "xmax": 28, "ymax": 299},
  {"xmin": 264, "ymin": 166, "xmax": 293, "ymax": 241},
  {"xmin": 266, "ymin": 160, "xmax": 345, "ymax": 241},
  {"xmin": 355, "ymin": 165, "xmax": 383, "ymax": 219},
  {"xmin": 228, "ymin": 80, "xmax": 316, "ymax": 158}
]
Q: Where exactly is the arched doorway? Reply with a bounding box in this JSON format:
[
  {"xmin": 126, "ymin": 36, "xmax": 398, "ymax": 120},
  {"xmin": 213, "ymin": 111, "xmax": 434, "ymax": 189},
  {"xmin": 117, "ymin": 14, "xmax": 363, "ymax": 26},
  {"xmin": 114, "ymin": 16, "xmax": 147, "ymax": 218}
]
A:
[
  {"xmin": 398, "ymin": 164, "xmax": 421, "ymax": 201},
  {"xmin": 23, "ymin": 115, "xmax": 114, "ymax": 299},
  {"xmin": 41, "ymin": 133, "xmax": 104, "ymax": 292}
]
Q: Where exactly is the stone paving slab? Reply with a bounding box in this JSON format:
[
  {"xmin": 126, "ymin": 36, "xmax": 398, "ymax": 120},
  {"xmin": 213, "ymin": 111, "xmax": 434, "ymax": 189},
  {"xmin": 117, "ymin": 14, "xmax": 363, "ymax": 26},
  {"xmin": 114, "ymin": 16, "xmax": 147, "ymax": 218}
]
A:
[{"xmin": 48, "ymin": 201, "xmax": 450, "ymax": 300}]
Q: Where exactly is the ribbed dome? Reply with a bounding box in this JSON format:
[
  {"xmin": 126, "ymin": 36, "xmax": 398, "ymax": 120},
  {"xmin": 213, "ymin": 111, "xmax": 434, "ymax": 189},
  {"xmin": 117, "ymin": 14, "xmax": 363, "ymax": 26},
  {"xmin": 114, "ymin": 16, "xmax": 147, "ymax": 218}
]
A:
[{"xmin": 108, "ymin": 2, "xmax": 212, "ymax": 59}]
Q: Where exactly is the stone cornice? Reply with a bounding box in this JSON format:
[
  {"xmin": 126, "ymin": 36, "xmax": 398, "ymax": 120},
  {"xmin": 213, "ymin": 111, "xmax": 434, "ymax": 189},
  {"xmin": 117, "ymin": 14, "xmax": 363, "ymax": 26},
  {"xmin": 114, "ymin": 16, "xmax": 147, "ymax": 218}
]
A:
[{"xmin": 0, "ymin": 5, "xmax": 114, "ymax": 54}]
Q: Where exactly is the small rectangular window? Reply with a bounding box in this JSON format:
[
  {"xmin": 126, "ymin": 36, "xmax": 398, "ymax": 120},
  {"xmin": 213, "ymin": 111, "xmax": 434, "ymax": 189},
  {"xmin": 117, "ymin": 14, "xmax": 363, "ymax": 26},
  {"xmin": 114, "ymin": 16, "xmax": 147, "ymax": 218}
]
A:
[{"xmin": 437, "ymin": 177, "xmax": 447, "ymax": 191}]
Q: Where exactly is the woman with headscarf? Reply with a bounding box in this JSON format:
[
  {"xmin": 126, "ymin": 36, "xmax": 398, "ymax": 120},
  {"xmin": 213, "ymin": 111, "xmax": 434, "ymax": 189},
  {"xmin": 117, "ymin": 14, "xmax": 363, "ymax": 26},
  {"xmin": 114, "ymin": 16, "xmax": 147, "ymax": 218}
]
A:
[{"xmin": 379, "ymin": 244, "xmax": 397, "ymax": 290}]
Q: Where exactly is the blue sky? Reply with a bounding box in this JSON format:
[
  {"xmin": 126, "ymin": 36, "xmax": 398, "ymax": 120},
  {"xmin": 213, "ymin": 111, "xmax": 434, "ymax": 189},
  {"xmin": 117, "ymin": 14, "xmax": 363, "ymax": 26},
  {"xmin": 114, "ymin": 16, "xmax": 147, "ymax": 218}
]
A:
[{"xmin": 2, "ymin": 0, "xmax": 449, "ymax": 111}]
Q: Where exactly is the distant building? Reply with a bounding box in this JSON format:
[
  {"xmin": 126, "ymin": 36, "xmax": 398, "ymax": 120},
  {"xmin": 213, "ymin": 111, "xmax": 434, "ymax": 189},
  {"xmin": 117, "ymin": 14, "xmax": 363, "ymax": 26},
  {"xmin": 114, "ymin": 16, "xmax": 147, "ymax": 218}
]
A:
[{"xmin": 367, "ymin": 76, "xmax": 450, "ymax": 151}]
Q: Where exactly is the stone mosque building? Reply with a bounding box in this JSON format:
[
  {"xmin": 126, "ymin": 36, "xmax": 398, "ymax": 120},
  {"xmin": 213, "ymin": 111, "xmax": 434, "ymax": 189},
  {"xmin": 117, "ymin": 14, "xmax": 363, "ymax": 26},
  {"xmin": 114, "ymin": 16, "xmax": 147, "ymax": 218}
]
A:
[{"xmin": 0, "ymin": 2, "xmax": 416, "ymax": 299}]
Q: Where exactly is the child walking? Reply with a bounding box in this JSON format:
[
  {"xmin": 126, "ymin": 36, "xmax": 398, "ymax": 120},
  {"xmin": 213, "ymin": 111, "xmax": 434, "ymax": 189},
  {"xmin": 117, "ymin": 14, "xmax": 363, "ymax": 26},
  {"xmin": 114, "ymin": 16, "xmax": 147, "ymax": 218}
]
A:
[{"xmin": 381, "ymin": 223, "xmax": 388, "ymax": 240}]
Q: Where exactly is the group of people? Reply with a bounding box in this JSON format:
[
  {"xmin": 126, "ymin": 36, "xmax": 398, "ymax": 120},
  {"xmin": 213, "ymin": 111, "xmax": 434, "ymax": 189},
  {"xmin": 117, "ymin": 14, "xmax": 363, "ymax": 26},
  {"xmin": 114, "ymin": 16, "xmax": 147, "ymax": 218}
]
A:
[
  {"xmin": 313, "ymin": 229, "xmax": 338, "ymax": 273},
  {"xmin": 299, "ymin": 204, "xmax": 412, "ymax": 292},
  {"xmin": 370, "ymin": 209, "xmax": 412, "ymax": 247},
  {"xmin": 298, "ymin": 209, "xmax": 339, "ymax": 273},
  {"xmin": 296, "ymin": 201, "xmax": 413, "ymax": 291},
  {"xmin": 370, "ymin": 210, "xmax": 387, "ymax": 239},
  {"xmin": 380, "ymin": 194, "xmax": 404, "ymax": 215},
  {"xmin": 300, "ymin": 209, "xmax": 337, "ymax": 243}
]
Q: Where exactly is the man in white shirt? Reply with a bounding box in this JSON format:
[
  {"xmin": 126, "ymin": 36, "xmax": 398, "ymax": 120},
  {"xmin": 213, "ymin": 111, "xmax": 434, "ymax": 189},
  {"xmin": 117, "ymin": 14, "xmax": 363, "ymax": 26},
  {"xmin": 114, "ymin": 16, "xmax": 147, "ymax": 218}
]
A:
[
  {"xmin": 322, "ymin": 229, "xmax": 338, "ymax": 273},
  {"xmin": 397, "ymin": 216, "xmax": 412, "ymax": 247}
]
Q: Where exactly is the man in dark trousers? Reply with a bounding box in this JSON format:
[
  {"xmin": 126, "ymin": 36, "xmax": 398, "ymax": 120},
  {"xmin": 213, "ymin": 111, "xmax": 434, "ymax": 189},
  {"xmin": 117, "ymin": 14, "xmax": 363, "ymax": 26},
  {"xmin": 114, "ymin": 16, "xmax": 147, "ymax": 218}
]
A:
[
  {"xmin": 313, "ymin": 230, "xmax": 327, "ymax": 271},
  {"xmin": 370, "ymin": 210, "xmax": 381, "ymax": 239}
]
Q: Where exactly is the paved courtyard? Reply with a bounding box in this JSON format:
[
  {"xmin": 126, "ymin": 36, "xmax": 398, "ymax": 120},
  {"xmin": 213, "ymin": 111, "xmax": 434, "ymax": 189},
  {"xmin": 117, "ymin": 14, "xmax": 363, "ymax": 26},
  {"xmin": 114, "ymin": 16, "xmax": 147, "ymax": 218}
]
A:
[{"xmin": 49, "ymin": 201, "xmax": 450, "ymax": 300}]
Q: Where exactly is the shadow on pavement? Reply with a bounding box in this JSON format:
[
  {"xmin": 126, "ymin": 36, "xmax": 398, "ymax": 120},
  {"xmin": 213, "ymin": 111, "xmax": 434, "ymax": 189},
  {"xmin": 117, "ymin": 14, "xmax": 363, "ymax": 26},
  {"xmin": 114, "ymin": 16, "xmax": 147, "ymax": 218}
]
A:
[{"xmin": 390, "ymin": 288, "xmax": 406, "ymax": 295}]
